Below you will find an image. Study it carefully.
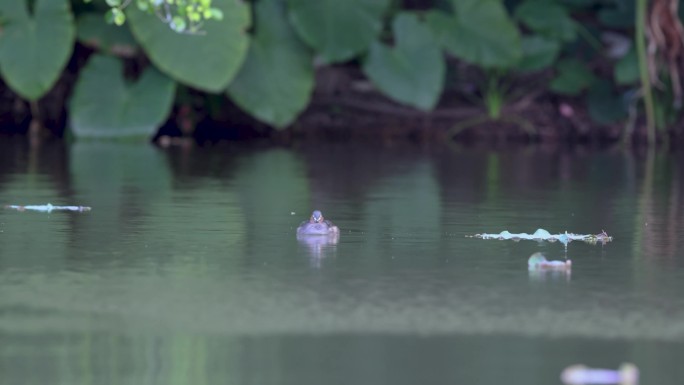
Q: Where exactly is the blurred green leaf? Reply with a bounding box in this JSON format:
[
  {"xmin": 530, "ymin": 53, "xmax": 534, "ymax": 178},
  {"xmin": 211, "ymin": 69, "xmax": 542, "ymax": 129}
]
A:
[
  {"xmin": 127, "ymin": 0, "xmax": 250, "ymax": 92},
  {"xmin": 515, "ymin": 0, "xmax": 576, "ymax": 42},
  {"xmin": 426, "ymin": 0, "xmax": 521, "ymax": 68},
  {"xmin": 587, "ymin": 80, "xmax": 627, "ymax": 124},
  {"xmin": 560, "ymin": 0, "xmax": 599, "ymax": 7},
  {"xmin": 0, "ymin": 0, "xmax": 75, "ymax": 100},
  {"xmin": 614, "ymin": 48, "xmax": 639, "ymax": 85},
  {"xmin": 286, "ymin": 0, "xmax": 389, "ymax": 63},
  {"xmin": 550, "ymin": 59, "xmax": 595, "ymax": 95},
  {"xmin": 227, "ymin": 0, "xmax": 314, "ymax": 128},
  {"xmin": 517, "ymin": 35, "xmax": 561, "ymax": 72},
  {"xmin": 363, "ymin": 13, "xmax": 445, "ymax": 110},
  {"xmin": 77, "ymin": 13, "xmax": 138, "ymax": 56},
  {"xmin": 69, "ymin": 55, "xmax": 176, "ymax": 139},
  {"xmin": 598, "ymin": 2, "xmax": 635, "ymax": 29}
]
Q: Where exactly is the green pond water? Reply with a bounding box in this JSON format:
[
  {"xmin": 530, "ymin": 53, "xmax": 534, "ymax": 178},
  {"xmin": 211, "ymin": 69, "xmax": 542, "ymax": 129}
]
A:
[{"xmin": 1, "ymin": 138, "xmax": 684, "ymax": 385}]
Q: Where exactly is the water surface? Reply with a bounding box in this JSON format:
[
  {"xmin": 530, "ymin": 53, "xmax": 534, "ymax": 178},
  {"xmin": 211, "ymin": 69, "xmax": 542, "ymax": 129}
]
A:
[{"xmin": 1, "ymin": 138, "xmax": 684, "ymax": 384}]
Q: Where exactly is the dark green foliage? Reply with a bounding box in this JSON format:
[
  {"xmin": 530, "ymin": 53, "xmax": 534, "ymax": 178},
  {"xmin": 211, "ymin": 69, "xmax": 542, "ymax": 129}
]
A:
[
  {"xmin": 0, "ymin": 0, "xmax": 675, "ymax": 136},
  {"xmin": 598, "ymin": 2, "xmax": 635, "ymax": 29},
  {"xmin": 427, "ymin": 0, "xmax": 521, "ymax": 68},
  {"xmin": 363, "ymin": 13, "xmax": 445, "ymax": 110},
  {"xmin": 587, "ymin": 80, "xmax": 627, "ymax": 124},
  {"xmin": 0, "ymin": 0, "xmax": 75, "ymax": 100},
  {"xmin": 77, "ymin": 13, "xmax": 138, "ymax": 56},
  {"xmin": 514, "ymin": 0, "xmax": 576, "ymax": 42},
  {"xmin": 518, "ymin": 35, "xmax": 561, "ymax": 72},
  {"xmin": 227, "ymin": 0, "xmax": 314, "ymax": 128},
  {"xmin": 550, "ymin": 59, "xmax": 595, "ymax": 95},
  {"xmin": 286, "ymin": 0, "xmax": 389, "ymax": 63},
  {"xmin": 127, "ymin": 0, "xmax": 250, "ymax": 92},
  {"xmin": 614, "ymin": 48, "xmax": 639, "ymax": 85},
  {"xmin": 69, "ymin": 55, "xmax": 176, "ymax": 138}
]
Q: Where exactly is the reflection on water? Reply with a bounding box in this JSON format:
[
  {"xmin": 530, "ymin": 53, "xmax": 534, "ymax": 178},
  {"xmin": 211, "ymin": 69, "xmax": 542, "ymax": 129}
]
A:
[
  {"xmin": 1, "ymin": 137, "xmax": 684, "ymax": 384},
  {"xmin": 528, "ymin": 267, "xmax": 572, "ymax": 283},
  {"xmin": 297, "ymin": 233, "xmax": 339, "ymax": 268}
]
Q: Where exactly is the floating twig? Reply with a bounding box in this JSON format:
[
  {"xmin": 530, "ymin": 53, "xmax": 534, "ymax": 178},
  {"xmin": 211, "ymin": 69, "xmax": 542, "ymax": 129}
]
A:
[{"xmin": 4, "ymin": 203, "xmax": 92, "ymax": 213}]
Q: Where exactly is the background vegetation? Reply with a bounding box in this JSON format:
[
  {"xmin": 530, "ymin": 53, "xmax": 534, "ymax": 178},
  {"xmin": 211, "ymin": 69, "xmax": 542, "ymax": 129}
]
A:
[{"xmin": 0, "ymin": 0, "xmax": 682, "ymax": 143}]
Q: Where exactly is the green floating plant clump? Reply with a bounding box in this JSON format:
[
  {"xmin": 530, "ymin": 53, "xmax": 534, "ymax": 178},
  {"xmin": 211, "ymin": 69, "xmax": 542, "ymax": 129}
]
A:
[{"xmin": 467, "ymin": 228, "xmax": 613, "ymax": 245}]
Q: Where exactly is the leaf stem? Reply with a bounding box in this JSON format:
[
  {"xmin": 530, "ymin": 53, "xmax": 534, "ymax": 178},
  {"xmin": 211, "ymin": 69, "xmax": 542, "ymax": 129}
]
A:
[{"xmin": 636, "ymin": 0, "xmax": 656, "ymax": 146}]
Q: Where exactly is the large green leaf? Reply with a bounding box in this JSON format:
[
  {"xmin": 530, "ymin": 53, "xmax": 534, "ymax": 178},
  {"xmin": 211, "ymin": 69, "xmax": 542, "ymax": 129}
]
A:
[
  {"xmin": 561, "ymin": 0, "xmax": 599, "ymax": 7},
  {"xmin": 362, "ymin": 13, "xmax": 444, "ymax": 111},
  {"xmin": 286, "ymin": 0, "xmax": 389, "ymax": 63},
  {"xmin": 0, "ymin": 0, "xmax": 74, "ymax": 100},
  {"xmin": 76, "ymin": 13, "xmax": 138, "ymax": 57},
  {"xmin": 550, "ymin": 59, "xmax": 595, "ymax": 95},
  {"xmin": 227, "ymin": 0, "xmax": 313, "ymax": 128},
  {"xmin": 68, "ymin": 55, "xmax": 176, "ymax": 139},
  {"xmin": 426, "ymin": 0, "xmax": 521, "ymax": 68},
  {"xmin": 587, "ymin": 80, "xmax": 627, "ymax": 124},
  {"xmin": 127, "ymin": 0, "xmax": 250, "ymax": 92},
  {"xmin": 517, "ymin": 35, "xmax": 561, "ymax": 72},
  {"xmin": 514, "ymin": 0, "xmax": 576, "ymax": 42},
  {"xmin": 598, "ymin": 2, "xmax": 635, "ymax": 29},
  {"xmin": 614, "ymin": 48, "xmax": 639, "ymax": 85}
]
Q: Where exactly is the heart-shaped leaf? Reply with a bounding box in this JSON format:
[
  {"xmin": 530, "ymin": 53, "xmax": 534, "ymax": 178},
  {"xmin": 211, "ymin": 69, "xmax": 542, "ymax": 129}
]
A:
[
  {"xmin": 515, "ymin": 0, "xmax": 577, "ymax": 42},
  {"xmin": 77, "ymin": 13, "xmax": 138, "ymax": 57},
  {"xmin": 550, "ymin": 59, "xmax": 595, "ymax": 95},
  {"xmin": 0, "ymin": 0, "xmax": 75, "ymax": 100},
  {"xmin": 518, "ymin": 35, "xmax": 561, "ymax": 72},
  {"xmin": 68, "ymin": 55, "xmax": 176, "ymax": 139},
  {"xmin": 127, "ymin": 0, "xmax": 250, "ymax": 92},
  {"xmin": 363, "ymin": 13, "xmax": 445, "ymax": 110},
  {"xmin": 227, "ymin": 0, "xmax": 314, "ymax": 128},
  {"xmin": 426, "ymin": 0, "xmax": 521, "ymax": 68},
  {"xmin": 287, "ymin": 0, "xmax": 389, "ymax": 63}
]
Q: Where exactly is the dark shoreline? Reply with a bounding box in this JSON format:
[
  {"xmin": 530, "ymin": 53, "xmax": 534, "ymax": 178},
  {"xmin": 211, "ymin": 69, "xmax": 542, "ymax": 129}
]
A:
[{"xmin": 0, "ymin": 61, "xmax": 678, "ymax": 147}]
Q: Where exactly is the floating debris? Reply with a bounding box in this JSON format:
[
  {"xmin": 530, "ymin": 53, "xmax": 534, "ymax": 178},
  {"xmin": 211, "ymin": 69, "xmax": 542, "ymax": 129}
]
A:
[
  {"xmin": 467, "ymin": 228, "xmax": 612, "ymax": 245},
  {"xmin": 561, "ymin": 363, "xmax": 639, "ymax": 385},
  {"xmin": 528, "ymin": 252, "xmax": 571, "ymax": 270},
  {"xmin": 4, "ymin": 204, "xmax": 92, "ymax": 213}
]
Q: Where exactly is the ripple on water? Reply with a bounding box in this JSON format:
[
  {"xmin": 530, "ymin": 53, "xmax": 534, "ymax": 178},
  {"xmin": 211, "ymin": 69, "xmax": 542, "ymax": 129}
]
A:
[{"xmin": 1, "ymin": 270, "xmax": 684, "ymax": 341}]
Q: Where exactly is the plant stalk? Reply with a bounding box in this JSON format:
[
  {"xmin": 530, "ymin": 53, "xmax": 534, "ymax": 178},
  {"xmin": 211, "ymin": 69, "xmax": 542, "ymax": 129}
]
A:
[{"xmin": 636, "ymin": 0, "xmax": 656, "ymax": 146}]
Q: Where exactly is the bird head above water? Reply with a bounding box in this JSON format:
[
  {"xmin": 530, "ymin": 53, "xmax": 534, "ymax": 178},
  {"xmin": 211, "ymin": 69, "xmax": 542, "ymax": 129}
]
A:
[{"xmin": 311, "ymin": 210, "xmax": 323, "ymax": 223}]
